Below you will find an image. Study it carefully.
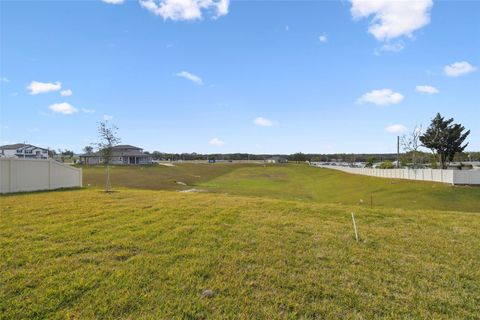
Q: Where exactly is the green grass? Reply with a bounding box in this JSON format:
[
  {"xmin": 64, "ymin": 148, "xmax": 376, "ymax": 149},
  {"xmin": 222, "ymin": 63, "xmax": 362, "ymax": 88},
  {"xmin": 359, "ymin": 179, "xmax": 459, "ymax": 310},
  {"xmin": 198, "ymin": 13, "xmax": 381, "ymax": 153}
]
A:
[
  {"xmin": 2, "ymin": 189, "xmax": 480, "ymax": 319},
  {"xmin": 199, "ymin": 164, "xmax": 480, "ymax": 212},
  {"xmin": 82, "ymin": 163, "xmax": 480, "ymax": 212},
  {"xmin": 80, "ymin": 163, "xmax": 257, "ymax": 191},
  {"xmin": 2, "ymin": 164, "xmax": 480, "ymax": 318}
]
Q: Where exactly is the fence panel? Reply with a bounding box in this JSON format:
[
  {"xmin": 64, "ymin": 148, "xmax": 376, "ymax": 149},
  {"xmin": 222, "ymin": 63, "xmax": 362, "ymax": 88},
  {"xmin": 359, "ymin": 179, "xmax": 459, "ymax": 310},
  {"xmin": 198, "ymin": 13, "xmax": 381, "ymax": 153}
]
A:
[
  {"xmin": 0, "ymin": 158, "xmax": 82, "ymax": 193},
  {"xmin": 309, "ymin": 163, "xmax": 480, "ymax": 185}
]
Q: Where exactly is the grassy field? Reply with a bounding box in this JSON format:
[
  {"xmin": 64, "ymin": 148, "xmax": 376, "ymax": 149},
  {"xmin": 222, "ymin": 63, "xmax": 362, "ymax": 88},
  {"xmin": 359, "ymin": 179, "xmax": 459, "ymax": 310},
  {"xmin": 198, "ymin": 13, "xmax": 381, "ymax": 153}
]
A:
[
  {"xmin": 2, "ymin": 189, "xmax": 480, "ymax": 319},
  {"xmin": 82, "ymin": 163, "xmax": 480, "ymax": 212},
  {"xmin": 2, "ymin": 163, "xmax": 480, "ymax": 318},
  {"xmin": 80, "ymin": 163, "xmax": 257, "ymax": 191}
]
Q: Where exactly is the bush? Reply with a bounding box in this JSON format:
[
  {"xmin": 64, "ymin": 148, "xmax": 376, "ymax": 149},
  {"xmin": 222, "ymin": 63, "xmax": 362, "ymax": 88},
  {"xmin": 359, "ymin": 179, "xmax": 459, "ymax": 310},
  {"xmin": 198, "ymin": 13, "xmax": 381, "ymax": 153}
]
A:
[
  {"xmin": 365, "ymin": 157, "xmax": 375, "ymax": 168},
  {"xmin": 379, "ymin": 160, "xmax": 394, "ymax": 169}
]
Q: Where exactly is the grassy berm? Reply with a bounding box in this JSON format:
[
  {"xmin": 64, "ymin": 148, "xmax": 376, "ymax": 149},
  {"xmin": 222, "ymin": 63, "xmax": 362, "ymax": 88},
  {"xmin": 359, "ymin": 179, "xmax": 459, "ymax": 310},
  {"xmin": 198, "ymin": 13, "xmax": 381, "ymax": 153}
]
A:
[
  {"xmin": 82, "ymin": 163, "xmax": 480, "ymax": 212},
  {"xmin": 1, "ymin": 186, "xmax": 480, "ymax": 319}
]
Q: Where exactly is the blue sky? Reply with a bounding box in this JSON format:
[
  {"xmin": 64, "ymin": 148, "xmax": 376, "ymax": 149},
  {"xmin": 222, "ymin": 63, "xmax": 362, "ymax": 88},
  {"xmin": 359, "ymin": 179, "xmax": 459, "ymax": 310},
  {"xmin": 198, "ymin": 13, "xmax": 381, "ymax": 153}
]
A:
[{"xmin": 1, "ymin": 0, "xmax": 478, "ymax": 154}]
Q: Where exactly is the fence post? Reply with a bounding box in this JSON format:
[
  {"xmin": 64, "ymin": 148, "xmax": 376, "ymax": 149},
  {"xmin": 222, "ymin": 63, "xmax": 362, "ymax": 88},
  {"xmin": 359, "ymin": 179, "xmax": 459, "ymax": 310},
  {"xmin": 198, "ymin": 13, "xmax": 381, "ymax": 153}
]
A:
[
  {"xmin": 79, "ymin": 168, "xmax": 83, "ymax": 187},
  {"xmin": 48, "ymin": 160, "xmax": 52, "ymax": 189},
  {"xmin": 9, "ymin": 158, "xmax": 14, "ymax": 193}
]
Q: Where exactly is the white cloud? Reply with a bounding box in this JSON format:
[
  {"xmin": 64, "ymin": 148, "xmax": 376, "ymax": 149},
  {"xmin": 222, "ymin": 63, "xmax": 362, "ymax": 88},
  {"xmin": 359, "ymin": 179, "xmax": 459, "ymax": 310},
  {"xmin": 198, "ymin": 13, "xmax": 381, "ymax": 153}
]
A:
[
  {"xmin": 103, "ymin": 114, "xmax": 113, "ymax": 121},
  {"xmin": 209, "ymin": 137, "xmax": 224, "ymax": 146},
  {"xmin": 27, "ymin": 81, "xmax": 61, "ymax": 95},
  {"xmin": 378, "ymin": 41, "xmax": 405, "ymax": 53},
  {"xmin": 49, "ymin": 102, "xmax": 78, "ymax": 115},
  {"xmin": 254, "ymin": 117, "xmax": 274, "ymax": 127},
  {"xmin": 350, "ymin": 0, "xmax": 433, "ymax": 41},
  {"xmin": 176, "ymin": 71, "xmax": 203, "ymax": 85},
  {"xmin": 216, "ymin": 0, "xmax": 228, "ymax": 16},
  {"xmin": 357, "ymin": 89, "xmax": 404, "ymax": 106},
  {"xmin": 415, "ymin": 85, "xmax": 439, "ymax": 94},
  {"xmin": 386, "ymin": 124, "xmax": 407, "ymax": 134},
  {"xmin": 82, "ymin": 108, "xmax": 96, "ymax": 113},
  {"xmin": 444, "ymin": 61, "xmax": 477, "ymax": 77},
  {"xmin": 319, "ymin": 34, "xmax": 328, "ymax": 43},
  {"xmin": 285, "ymin": 25, "xmax": 289, "ymax": 32},
  {"xmin": 139, "ymin": 0, "xmax": 229, "ymax": 21},
  {"xmin": 60, "ymin": 89, "xmax": 73, "ymax": 97},
  {"xmin": 1, "ymin": 77, "xmax": 9, "ymax": 83},
  {"xmin": 102, "ymin": 0, "xmax": 124, "ymax": 4}
]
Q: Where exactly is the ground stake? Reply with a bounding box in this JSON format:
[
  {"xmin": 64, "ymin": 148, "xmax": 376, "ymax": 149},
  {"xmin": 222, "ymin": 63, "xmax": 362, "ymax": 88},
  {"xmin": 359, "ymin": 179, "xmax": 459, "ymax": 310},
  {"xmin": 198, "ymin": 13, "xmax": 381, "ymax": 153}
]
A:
[{"xmin": 351, "ymin": 212, "xmax": 359, "ymax": 242}]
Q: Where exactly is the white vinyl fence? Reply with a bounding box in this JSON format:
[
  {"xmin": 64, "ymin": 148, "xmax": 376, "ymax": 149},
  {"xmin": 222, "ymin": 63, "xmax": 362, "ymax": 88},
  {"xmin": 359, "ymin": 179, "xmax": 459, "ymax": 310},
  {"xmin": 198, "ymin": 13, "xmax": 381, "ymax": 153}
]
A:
[
  {"xmin": 310, "ymin": 163, "xmax": 480, "ymax": 185},
  {"xmin": 0, "ymin": 158, "xmax": 82, "ymax": 194}
]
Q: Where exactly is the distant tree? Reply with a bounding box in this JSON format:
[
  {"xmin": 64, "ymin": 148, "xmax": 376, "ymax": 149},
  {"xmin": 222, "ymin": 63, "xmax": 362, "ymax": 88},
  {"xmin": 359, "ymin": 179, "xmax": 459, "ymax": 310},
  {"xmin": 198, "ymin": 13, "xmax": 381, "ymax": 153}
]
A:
[
  {"xmin": 420, "ymin": 113, "xmax": 470, "ymax": 169},
  {"xmin": 365, "ymin": 157, "xmax": 375, "ymax": 168},
  {"xmin": 291, "ymin": 152, "xmax": 307, "ymax": 162},
  {"xmin": 379, "ymin": 160, "xmax": 394, "ymax": 169},
  {"xmin": 95, "ymin": 121, "xmax": 121, "ymax": 192},
  {"xmin": 63, "ymin": 150, "xmax": 74, "ymax": 158},
  {"xmin": 57, "ymin": 149, "xmax": 73, "ymax": 162},
  {"xmin": 430, "ymin": 155, "xmax": 438, "ymax": 169},
  {"xmin": 57, "ymin": 149, "xmax": 65, "ymax": 162},
  {"xmin": 83, "ymin": 146, "xmax": 94, "ymax": 154},
  {"xmin": 400, "ymin": 156, "xmax": 408, "ymax": 168},
  {"xmin": 151, "ymin": 151, "xmax": 163, "ymax": 160},
  {"xmin": 467, "ymin": 152, "xmax": 480, "ymax": 161},
  {"xmin": 47, "ymin": 148, "xmax": 57, "ymax": 158},
  {"xmin": 401, "ymin": 125, "xmax": 422, "ymax": 168}
]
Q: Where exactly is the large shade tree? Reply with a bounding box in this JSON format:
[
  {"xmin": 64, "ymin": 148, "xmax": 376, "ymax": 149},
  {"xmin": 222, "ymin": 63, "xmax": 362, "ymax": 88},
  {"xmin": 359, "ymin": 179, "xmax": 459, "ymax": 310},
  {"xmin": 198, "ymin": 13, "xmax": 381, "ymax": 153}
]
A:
[{"xmin": 419, "ymin": 113, "xmax": 470, "ymax": 169}]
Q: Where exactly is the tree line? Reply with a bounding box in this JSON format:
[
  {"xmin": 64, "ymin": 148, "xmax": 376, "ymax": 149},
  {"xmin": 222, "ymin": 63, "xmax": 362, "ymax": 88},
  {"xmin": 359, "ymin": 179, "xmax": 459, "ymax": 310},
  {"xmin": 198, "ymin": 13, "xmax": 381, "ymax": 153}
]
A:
[{"xmin": 77, "ymin": 113, "xmax": 473, "ymax": 169}]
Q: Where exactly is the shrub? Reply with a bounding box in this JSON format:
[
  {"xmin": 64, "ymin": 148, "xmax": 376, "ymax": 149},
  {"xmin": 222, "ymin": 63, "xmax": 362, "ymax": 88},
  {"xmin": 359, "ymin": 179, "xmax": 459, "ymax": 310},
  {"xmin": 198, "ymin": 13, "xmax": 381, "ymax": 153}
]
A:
[{"xmin": 379, "ymin": 160, "xmax": 394, "ymax": 169}]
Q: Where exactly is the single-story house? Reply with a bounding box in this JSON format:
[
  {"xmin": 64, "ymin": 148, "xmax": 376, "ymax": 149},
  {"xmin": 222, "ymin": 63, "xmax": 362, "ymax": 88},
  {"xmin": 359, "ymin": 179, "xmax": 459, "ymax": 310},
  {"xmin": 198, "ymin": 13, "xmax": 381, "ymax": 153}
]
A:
[
  {"xmin": 79, "ymin": 145, "xmax": 153, "ymax": 165},
  {"xmin": 0, "ymin": 143, "xmax": 49, "ymax": 159},
  {"xmin": 265, "ymin": 156, "xmax": 288, "ymax": 164}
]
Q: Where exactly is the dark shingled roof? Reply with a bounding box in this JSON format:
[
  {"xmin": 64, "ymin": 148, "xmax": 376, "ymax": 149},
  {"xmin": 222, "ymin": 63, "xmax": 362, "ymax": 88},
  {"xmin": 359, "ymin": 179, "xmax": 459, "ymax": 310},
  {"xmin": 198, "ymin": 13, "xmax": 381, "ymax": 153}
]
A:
[
  {"xmin": 0, "ymin": 143, "xmax": 47, "ymax": 151},
  {"xmin": 79, "ymin": 145, "xmax": 149, "ymax": 157},
  {"xmin": 112, "ymin": 145, "xmax": 142, "ymax": 150},
  {"xmin": 0, "ymin": 143, "xmax": 31, "ymax": 150}
]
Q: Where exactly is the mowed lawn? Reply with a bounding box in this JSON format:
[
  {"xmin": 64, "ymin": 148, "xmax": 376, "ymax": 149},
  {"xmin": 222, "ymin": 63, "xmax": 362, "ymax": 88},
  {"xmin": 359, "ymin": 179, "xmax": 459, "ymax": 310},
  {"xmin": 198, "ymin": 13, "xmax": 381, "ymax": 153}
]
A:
[
  {"xmin": 80, "ymin": 163, "xmax": 256, "ymax": 191},
  {"xmin": 1, "ymin": 189, "xmax": 480, "ymax": 319},
  {"xmin": 82, "ymin": 163, "xmax": 480, "ymax": 212}
]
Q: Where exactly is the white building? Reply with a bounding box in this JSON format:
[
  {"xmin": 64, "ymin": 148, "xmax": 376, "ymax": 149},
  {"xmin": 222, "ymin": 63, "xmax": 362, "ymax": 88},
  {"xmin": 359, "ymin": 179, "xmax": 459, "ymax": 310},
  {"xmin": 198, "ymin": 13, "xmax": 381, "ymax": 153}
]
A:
[
  {"xmin": 265, "ymin": 156, "xmax": 288, "ymax": 164},
  {"xmin": 0, "ymin": 143, "xmax": 49, "ymax": 159}
]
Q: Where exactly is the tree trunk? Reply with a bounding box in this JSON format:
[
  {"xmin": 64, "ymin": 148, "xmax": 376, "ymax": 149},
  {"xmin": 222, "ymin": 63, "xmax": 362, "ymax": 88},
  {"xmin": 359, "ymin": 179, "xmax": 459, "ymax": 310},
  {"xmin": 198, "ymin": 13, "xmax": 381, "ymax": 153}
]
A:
[
  {"xmin": 439, "ymin": 153, "xmax": 447, "ymax": 169},
  {"xmin": 105, "ymin": 164, "xmax": 111, "ymax": 192}
]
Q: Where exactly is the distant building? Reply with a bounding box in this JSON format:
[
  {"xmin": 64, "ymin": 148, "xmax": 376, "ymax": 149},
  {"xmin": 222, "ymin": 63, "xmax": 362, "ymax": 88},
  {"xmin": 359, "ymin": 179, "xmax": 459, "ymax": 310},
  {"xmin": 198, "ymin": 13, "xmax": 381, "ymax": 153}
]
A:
[
  {"xmin": 265, "ymin": 156, "xmax": 288, "ymax": 164},
  {"xmin": 0, "ymin": 143, "xmax": 49, "ymax": 159},
  {"xmin": 79, "ymin": 145, "xmax": 152, "ymax": 165}
]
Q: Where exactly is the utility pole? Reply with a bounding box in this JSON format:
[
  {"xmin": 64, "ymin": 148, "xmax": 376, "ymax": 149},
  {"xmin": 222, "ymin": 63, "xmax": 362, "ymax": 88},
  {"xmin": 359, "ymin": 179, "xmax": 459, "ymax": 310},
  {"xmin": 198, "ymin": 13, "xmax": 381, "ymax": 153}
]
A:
[{"xmin": 397, "ymin": 136, "xmax": 400, "ymax": 168}]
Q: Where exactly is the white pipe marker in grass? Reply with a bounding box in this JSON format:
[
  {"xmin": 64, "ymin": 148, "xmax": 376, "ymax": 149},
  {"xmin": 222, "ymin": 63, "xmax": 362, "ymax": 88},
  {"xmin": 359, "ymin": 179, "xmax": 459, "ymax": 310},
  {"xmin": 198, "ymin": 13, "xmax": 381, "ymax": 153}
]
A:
[{"xmin": 351, "ymin": 212, "xmax": 359, "ymax": 242}]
